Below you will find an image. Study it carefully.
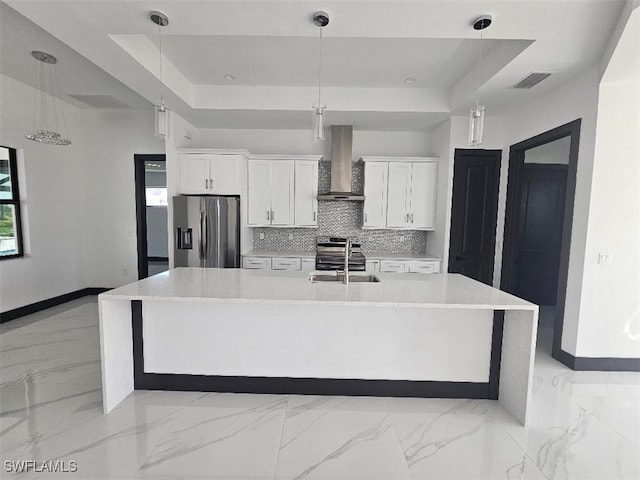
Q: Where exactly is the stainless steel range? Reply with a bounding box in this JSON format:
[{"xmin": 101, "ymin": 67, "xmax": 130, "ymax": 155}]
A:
[{"xmin": 315, "ymin": 237, "xmax": 366, "ymax": 271}]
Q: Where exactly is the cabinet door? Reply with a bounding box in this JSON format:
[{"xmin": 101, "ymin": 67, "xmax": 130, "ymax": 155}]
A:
[
  {"xmin": 180, "ymin": 154, "xmax": 211, "ymax": 194},
  {"xmin": 363, "ymin": 162, "xmax": 388, "ymax": 227},
  {"xmin": 409, "ymin": 162, "xmax": 437, "ymax": 230},
  {"xmin": 269, "ymin": 160, "xmax": 295, "ymax": 225},
  {"xmin": 210, "ymin": 155, "xmax": 241, "ymax": 194},
  {"xmin": 294, "ymin": 160, "xmax": 318, "ymax": 226},
  {"xmin": 301, "ymin": 258, "xmax": 315, "ymax": 272},
  {"xmin": 247, "ymin": 160, "xmax": 271, "ymax": 225},
  {"xmin": 386, "ymin": 162, "xmax": 411, "ymax": 228}
]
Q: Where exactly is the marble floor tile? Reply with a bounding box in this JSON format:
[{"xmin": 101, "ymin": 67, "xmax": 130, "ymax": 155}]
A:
[
  {"xmin": 391, "ymin": 401, "xmax": 547, "ymax": 479},
  {"xmin": 2, "ymin": 297, "xmax": 640, "ymax": 480},
  {"xmin": 140, "ymin": 396, "xmax": 287, "ymax": 479},
  {"xmin": 274, "ymin": 396, "xmax": 411, "ymax": 480}
]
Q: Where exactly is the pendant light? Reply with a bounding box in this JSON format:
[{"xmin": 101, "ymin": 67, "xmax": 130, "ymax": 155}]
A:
[
  {"xmin": 25, "ymin": 51, "xmax": 71, "ymax": 146},
  {"xmin": 150, "ymin": 10, "xmax": 170, "ymax": 138},
  {"xmin": 312, "ymin": 11, "xmax": 329, "ymax": 142},
  {"xmin": 469, "ymin": 15, "xmax": 492, "ymax": 147}
]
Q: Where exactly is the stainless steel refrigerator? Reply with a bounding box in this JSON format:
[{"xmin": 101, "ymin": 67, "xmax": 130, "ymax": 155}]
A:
[{"xmin": 173, "ymin": 195, "xmax": 241, "ymax": 268}]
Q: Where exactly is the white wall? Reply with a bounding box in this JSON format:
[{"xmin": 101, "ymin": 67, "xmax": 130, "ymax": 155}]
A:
[
  {"xmin": 501, "ymin": 66, "xmax": 601, "ymax": 356},
  {"xmin": 81, "ymin": 109, "xmax": 163, "ymax": 288},
  {"xmin": 574, "ymin": 4, "xmax": 640, "ymax": 358},
  {"xmin": 0, "ymin": 74, "xmax": 87, "ymax": 311},
  {"xmin": 0, "ymin": 73, "xmax": 163, "ymax": 312}
]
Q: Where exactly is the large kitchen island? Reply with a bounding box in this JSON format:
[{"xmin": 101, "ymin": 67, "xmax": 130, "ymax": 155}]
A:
[{"xmin": 98, "ymin": 268, "xmax": 538, "ymax": 425}]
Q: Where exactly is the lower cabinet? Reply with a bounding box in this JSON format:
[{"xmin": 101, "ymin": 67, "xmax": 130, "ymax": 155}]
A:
[
  {"xmin": 242, "ymin": 257, "xmax": 272, "ymax": 269},
  {"xmin": 271, "ymin": 257, "xmax": 301, "ymax": 271},
  {"xmin": 242, "ymin": 255, "xmax": 314, "ymax": 271},
  {"xmin": 378, "ymin": 259, "xmax": 440, "ymax": 274}
]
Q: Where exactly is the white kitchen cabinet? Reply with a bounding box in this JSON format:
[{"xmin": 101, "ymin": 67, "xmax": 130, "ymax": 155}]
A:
[
  {"xmin": 408, "ymin": 162, "xmax": 437, "ymax": 229},
  {"xmin": 180, "ymin": 154, "xmax": 243, "ymax": 195},
  {"xmin": 361, "ymin": 157, "xmax": 437, "ymax": 231},
  {"xmin": 363, "ymin": 162, "xmax": 388, "ymax": 228},
  {"xmin": 387, "ymin": 162, "xmax": 437, "ymax": 229},
  {"xmin": 294, "ymin": 160, "xmax": 318, "ymax": 226},
  {"xmin": 386, "ymin": 163, "xmax": 412, "ymax": 228},
  {"xmin": 242, "ymin": 256, "xmax": 272, "ymax": 269},
  {"xmin": 407, "ymin": 260, "xmax": 440, "ymax": 274},
  {"xmin": 365, "ymin": 259, "xmax": 380, "ymax": 273},
  {"xmin": 379, "ymin": 260, "xmax": 408, "ymax": 273},
  {"xmin": 271, "ymin": 257, "xmax": 302, "ymax": 270},
  {"xmin": 301, "ymin": 258, "xmax": 316, "ymax": 272},
  {"xmin": 377, "ymin": 259, "xmax": 440, "ymax": 274},
  {"xmin": 247, "ymin": 159, "xmax": 294, "ymax": 226}
]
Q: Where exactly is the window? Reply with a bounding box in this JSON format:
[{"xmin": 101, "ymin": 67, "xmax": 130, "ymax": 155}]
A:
[{"xmin": 0, "ymin": 146, "xmax": 23, "ymax": 259}]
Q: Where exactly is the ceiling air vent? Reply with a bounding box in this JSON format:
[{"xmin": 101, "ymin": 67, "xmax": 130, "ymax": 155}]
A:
[
  {"xmin": 68, "ymin": 94, "xmax": 131, "ymax": 109},
  {"xmin": 511, "ymin": 72, "xmax": 551, "ymax": 89}
]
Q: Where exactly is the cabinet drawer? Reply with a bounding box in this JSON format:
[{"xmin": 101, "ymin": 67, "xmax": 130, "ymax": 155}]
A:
[
  {"xmin": 271, "ymin": 257, "xmax": 301, "ymax": 270},
  {"xmin": 301, "ymin": 258, "xmax": 316, "ymax": 272},
  {"xmin": 379, "ymin": 260, "xmax": 407, "ymax": 273},
  {"xmin": 407, "ymin": 260, "xmax": 439, "ymax": 274},
  {"xmin": 242, "ymin": 257, "xmax": 272, "ymax": 269}
]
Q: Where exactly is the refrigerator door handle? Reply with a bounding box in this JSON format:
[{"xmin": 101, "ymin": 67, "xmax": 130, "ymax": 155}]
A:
[{"xmin": 199, "ymin": 209, "xmax": 206, "ymax": 260}]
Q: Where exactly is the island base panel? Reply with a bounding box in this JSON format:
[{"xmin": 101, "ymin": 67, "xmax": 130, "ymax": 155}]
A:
[
  {"xmin": 141, "ymin": 301, "xmax": 494, "ymax": 382},
  {"xmin": 499, "ymin": 309, "xmax": 538, "ymax": 425},
  {"xmin": 98, "ymin": 299, "xmax": 134, "ymax": 413}
]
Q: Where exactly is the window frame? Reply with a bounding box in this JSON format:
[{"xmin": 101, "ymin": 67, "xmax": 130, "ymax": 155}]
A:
[{"xmin": 0, "ymin": 146, "xmax": 24, "ymax": 259}]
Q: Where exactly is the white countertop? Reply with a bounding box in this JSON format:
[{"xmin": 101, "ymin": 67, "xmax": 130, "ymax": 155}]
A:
[
  {"xmin": 100, "ymin": 268, "xmax": 536, "ymax": 311},
  {"xmin": 243, "ymin": 250, "xmax": 315, "ymax": 258}
]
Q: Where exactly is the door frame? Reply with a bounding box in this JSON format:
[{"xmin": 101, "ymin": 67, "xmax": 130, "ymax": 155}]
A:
[
  {"xmin": 134, "ymin": 154, "xmax": 166, "ymax": 280},
  {"xmin": 500, "ymin": 119, "xmax": 581, "ymax": 363},
  {"xmin": 448, "ymin": 148, "xmax": 502, "ymax": 286}
]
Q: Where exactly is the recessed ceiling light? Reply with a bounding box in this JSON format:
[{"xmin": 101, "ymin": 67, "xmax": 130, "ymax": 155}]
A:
[
  {"xmin": 224, "ymin": 73, "xmax": 236, "ymax": 81},
  {"xmin": 404, "ymin": 77, "xmax": 416, "ymax": 84}
]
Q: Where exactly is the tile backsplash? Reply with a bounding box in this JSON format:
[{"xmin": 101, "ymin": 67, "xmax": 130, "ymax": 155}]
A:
[{"xmin": 251, "ymin": 161, "xmax": 428, "ymax": 255}]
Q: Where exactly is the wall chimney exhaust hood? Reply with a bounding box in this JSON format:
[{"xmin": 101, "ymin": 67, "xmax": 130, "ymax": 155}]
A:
[{"xmin": 318, "ymin": 125, "xmax": 365, "ymax": 201}]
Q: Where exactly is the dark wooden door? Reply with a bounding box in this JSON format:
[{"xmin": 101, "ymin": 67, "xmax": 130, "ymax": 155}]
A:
[
  {"xmin": 448, "ymin": 150, "xmax": 501, "ymax": 285},
  {"xmin": 512, "ymin": 165, "xmax": 567, "ymax": 305}
]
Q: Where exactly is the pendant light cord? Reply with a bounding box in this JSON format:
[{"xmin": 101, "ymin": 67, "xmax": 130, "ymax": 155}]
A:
[
  {"xmin": 317, "ymin": 26, "xmax": 323, "ymax": 105},
  {"xmin": 158, "ymin": 23, "xmax": 164, "ymax": 105},
  {"xmin": 475, "ymin": 22, "xmax": 484, "ymax": 110}
]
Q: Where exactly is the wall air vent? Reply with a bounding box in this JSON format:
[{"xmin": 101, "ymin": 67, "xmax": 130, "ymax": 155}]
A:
[
  {"xmin": 511, "ymin": 72, "xmax": 551, "ymax": 89},
  {"xmin": 67, "ymin": 94, "xmax": 131, "ymax": 109}
]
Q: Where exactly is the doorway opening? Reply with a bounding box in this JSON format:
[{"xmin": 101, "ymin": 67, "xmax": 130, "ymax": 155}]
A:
[
  {"xmin": 501, "ymin": 119, "xmax": 581, "ymax": 362},
  {"xmin": 134, "ymin": 154, "xmax": 168, "ymax": 280}
]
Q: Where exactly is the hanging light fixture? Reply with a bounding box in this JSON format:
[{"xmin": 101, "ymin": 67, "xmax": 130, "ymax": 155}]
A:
[
  {"xmin": 25, "ymin": 51, "xmax": 71, "ymax": 146},
  {"xmin": 469, "ymin": 15, "xmax": 492, "ymax": 147},
  {"xmin": 150, "ymin": 10, "xmax": 170, "ymax": 138},
  {"xmin": 312, "ymin": 11, "xmax": 329, "ymax": 142}
]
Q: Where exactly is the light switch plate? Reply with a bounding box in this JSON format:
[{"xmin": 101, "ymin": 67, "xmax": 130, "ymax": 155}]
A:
[
  {"xmin": 598, "ymin": 253, "xmax": 611, "ymax": 264},
  {"xmin": 259, "ymin": 232, "xmax": 265, "ymax": 240}
]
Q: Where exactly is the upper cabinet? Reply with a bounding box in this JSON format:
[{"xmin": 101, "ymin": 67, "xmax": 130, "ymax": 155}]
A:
[
  {"xmin": 363, "ymin": 161, "xmax": 388, "ymax": 228},
  {"xmin": 247, "ymin": 155, "xmax": 320, "ymax": 227},
  {"xmin": 362, "ymin": 157, "xmax": 438, "ymax": 231},
  {"xmin": 294, "ymin": 160, "xmax": 319, "ymax": 226},
  {"xmin": 179, "ymin": 152, "xmax": 246, "ymax": 195}
]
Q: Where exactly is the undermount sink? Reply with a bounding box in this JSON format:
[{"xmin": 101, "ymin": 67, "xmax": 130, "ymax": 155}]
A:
[{"xmin": 308, "ymin": 273, "xmax": 381, "ymax": 283}]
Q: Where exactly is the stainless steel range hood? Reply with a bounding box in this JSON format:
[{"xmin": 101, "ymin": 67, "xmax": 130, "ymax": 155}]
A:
[{"xmin": 318, "ymin": 125, "xmax": 365, "ymax": 201}]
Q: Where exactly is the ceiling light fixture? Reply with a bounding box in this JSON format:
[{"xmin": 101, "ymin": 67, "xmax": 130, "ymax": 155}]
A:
[
  {"xmin": 25, "ymin": 51, "xmax": 71, "ymax": 146},
  {"xmin": 150, "ymin": 10, "xmax": 169, "ymax": 138},
  {"xmin": 404, "ymin": 77, "xmax": 416, "ymax": 84},
  {"xmin": 469, "ymin": 14, "xmax": 492, "ymax": 147},
  {"xmin": 312, "ymin": 11, "xmax": 329, "ymax": 142},
  {"xmin": 224, "ymin": 73, "xmax": 236, "ymax": 81}
]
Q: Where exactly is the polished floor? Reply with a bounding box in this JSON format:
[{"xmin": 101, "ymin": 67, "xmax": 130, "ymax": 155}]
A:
[{"xmin": 1, "ymin": 299, "xmax": 639, "ymax": 479}]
